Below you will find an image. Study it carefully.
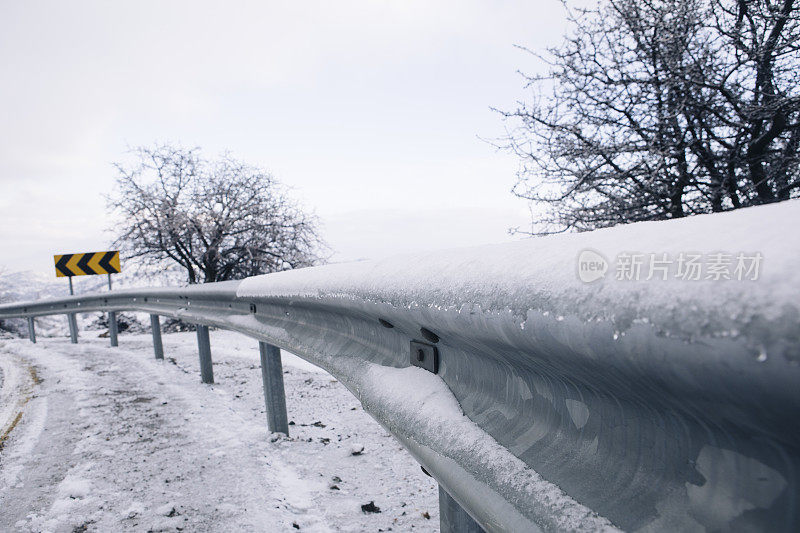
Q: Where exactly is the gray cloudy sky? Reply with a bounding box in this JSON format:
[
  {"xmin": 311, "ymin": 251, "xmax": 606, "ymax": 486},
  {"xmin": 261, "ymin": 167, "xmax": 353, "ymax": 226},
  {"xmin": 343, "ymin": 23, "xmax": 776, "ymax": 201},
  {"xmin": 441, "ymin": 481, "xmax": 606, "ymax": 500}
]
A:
[{"xmin": 0, "ymin": 1, "xmax": 568, "ymax": 276}]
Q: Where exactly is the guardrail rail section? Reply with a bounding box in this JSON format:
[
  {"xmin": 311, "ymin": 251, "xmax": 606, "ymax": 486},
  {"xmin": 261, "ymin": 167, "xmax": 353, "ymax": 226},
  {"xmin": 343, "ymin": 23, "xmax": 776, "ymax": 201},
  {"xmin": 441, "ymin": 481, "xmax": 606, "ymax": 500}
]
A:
[{"xmin": 1, "ymin": 200, "xmax": 799, "ymax": 532}]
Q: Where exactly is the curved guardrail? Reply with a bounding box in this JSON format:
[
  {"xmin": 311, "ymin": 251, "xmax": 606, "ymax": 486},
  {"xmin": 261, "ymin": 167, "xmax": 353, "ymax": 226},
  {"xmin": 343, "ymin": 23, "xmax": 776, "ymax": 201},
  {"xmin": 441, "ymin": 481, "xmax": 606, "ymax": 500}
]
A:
[{"xmin": 1, "ymin": 201, "xmax": 799, "ymax": 532}]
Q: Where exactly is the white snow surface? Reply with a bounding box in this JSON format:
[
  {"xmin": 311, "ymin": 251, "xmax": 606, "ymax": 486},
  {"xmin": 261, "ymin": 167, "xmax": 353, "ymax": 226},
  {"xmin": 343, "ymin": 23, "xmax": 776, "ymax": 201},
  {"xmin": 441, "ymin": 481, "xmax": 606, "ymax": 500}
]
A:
[
  {"xmin": 238, "ymin": 201, "xmax": 800, "ymax": 343},
  {"xmin": 0, "ymin": 331, "xmax": 439, "ymax": 532}
]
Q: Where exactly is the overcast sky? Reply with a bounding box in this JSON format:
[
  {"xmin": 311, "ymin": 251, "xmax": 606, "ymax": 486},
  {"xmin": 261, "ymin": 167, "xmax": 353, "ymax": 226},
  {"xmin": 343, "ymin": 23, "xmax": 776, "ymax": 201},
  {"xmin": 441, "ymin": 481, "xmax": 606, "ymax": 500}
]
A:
[{"xmin": 0, "ymin": 1, "xmax": 569, "ymax": 276}]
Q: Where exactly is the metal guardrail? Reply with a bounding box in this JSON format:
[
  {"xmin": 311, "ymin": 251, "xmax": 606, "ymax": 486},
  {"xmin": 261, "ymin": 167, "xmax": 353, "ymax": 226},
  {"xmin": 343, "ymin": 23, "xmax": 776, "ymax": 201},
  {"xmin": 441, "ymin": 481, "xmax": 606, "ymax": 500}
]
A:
[
  {"xmin": 2, "ymin": 204, "xmax": 799, "ymax": 532},
  {"xmin": 0, "ymin": 283, "xmax": 491, "ymax": 531}
]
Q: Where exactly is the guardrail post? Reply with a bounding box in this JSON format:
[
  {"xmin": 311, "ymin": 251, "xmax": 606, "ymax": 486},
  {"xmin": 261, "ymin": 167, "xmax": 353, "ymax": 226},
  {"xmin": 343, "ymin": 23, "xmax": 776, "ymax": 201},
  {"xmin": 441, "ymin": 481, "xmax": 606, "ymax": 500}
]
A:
[
  {"xmin": 196, "ymin": 324, "xmax": 214, "ymax": 383},
  {"xmin": 150, "ymin": 315, "xmax": 164, "ymax": 360},
  {"xmin": 106, "ymin": 274, "xmax": 118, "ymax": 347},
  {"xmin": 108, "ymin": 311, "xmax": 119, "ymax": 347},
  {"xmin": 67, "ymin": 313, "xmax": 78, "ymax": 344},
  {"xmin": 439, "ymin": 486, "xmax": 485, "ymax": 533},
  {"xmin": 27, "ymin": 317, "xmax": 36, "ymax": 344},
  {"xmin": 67, "ymin": 276, "xmax": 78, "ymax": 343},
  {"xmin": 258, "ymin": 342, "xmax": 289, "ymax": 436}
]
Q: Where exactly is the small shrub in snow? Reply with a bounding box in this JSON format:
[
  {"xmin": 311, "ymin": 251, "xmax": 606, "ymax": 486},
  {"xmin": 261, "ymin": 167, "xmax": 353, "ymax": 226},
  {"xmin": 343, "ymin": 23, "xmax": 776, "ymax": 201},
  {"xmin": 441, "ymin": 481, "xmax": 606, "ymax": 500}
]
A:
[
  {"xmin": 160, "ymin": 317, "xmax": 196, "ymax": 333},
  {"xmin": 86, "ymin": 312, "xmax": 147, "ymax": 334}
]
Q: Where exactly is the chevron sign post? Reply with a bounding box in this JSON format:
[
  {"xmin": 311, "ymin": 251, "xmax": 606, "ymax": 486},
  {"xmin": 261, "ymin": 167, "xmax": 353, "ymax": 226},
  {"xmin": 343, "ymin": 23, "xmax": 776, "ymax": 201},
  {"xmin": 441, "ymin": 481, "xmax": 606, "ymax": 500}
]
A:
[
  {"xmin": 54, "ymin": 251, "xmax": 121, "ymax": 277},
  {"xmin": 53, "ymin": 251, "xmax": 122, "ymax": 347}
]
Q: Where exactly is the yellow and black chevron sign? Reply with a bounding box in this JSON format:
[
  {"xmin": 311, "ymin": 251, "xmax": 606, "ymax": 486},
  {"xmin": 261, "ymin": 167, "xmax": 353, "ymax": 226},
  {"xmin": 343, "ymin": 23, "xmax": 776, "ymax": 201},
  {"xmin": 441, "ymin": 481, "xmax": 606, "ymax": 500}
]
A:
[{"xmin": 54, "ymin": 251, "xmax": 121, "ymax": 277}]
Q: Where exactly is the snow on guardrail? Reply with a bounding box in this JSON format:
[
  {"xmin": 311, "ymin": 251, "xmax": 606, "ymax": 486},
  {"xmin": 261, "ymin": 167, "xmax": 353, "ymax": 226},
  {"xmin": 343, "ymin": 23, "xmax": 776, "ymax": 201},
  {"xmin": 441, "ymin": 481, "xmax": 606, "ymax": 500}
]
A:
[{"xmin": 238, "ymin": 200, "xmax": 800, "ymax": 362}]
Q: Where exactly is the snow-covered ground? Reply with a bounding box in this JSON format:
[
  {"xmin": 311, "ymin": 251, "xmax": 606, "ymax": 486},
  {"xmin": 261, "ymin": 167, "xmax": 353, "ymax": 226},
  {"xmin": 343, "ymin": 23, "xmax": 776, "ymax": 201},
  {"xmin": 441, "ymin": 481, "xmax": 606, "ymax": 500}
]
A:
[{"xmin": 0, "ymin": 330, "xmax": 439, "ymax": 532}]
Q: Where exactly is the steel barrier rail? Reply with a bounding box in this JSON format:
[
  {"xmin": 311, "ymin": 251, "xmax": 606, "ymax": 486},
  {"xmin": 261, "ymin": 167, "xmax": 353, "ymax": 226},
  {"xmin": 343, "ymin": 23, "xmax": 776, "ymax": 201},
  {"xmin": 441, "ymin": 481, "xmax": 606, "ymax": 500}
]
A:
[
  {"xmin": 1, "ymin": 202, "xmax": 799, "ymax": 532},
  {"xmin": 0, "ymin": 284, "xmax": 500, "ymax": 531}
]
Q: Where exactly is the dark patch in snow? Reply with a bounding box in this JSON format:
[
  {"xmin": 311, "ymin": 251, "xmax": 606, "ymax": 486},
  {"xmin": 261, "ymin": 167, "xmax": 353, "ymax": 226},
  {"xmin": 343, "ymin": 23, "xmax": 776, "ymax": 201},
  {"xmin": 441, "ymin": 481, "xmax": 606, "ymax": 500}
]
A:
[
  {"xmin": 350, "ymin": 443, "xmax": 365, "ymax": 455},
  {"xmin": 361, "ymin": 501, "xmax": 381, "ymax": 514}
]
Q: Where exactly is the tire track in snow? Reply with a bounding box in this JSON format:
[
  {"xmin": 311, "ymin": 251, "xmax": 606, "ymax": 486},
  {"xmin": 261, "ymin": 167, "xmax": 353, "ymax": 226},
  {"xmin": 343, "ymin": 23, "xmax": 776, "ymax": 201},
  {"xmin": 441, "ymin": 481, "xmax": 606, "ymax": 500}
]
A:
[
  {"xmin": 0, "ymin": 340, "xmax": 82, "ymax": 530},
  {"xmin": 0, "ymin": 345, "xmax": 38, "ymax": 452}
]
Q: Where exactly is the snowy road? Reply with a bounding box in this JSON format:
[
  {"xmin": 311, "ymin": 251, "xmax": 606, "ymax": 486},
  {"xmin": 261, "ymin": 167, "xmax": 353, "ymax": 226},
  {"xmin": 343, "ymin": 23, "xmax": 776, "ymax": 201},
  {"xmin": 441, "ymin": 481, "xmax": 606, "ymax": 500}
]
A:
[{"xmin": 0, "ymin": 331, "xmax": 438, "ymax": 532}]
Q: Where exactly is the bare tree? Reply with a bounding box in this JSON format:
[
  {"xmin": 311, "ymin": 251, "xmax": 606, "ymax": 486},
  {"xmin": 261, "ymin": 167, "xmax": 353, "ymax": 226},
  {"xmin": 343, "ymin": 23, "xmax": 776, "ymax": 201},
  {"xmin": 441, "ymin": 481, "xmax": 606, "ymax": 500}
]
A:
[
  {"xmin": 500, "ymin": 0, "xmax": 800, "ymax": 234},
  {"xmin": 108, "ymin": 145, "xmax": 325, "ymax": 284}
]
